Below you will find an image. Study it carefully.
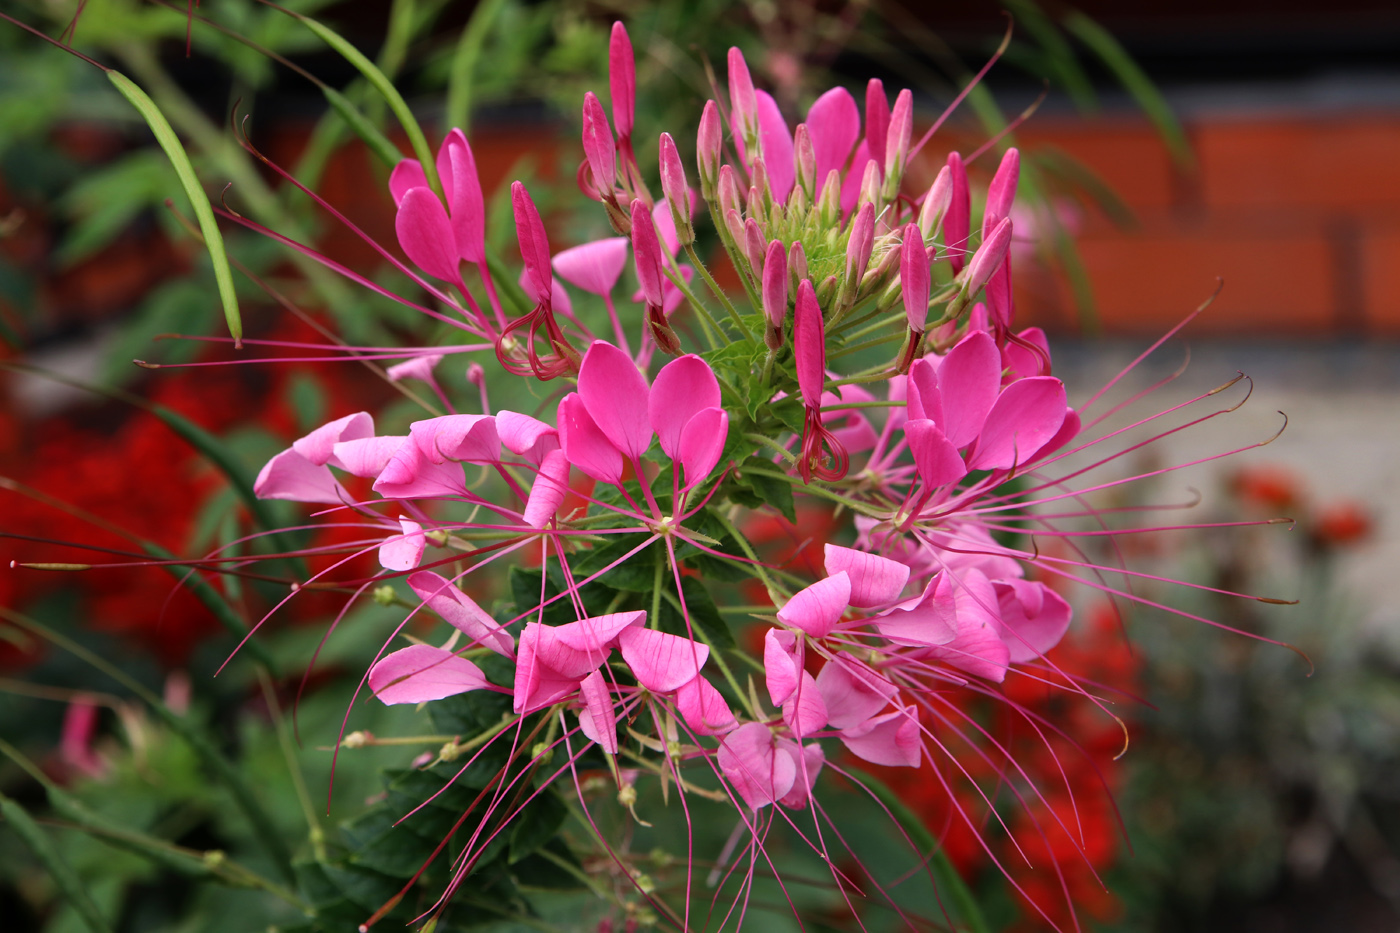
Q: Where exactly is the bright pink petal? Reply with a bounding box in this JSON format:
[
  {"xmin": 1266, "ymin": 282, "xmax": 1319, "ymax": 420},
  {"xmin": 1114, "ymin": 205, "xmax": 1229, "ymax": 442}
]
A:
[
  {"xmin": 815, "ymin": 655, "xmax": 897, "ymax": 730},
  {"xmin": 552, "ymin": 238, "xmax": 630, "ymax": 297},
  {"xmin": 923, "ymin": 569, "xmax": 1011, "ymax": 682},
  {"xmin": 495, "ymin": 410, "xmax": 559, "ymax": 467},
  {"xmin": 517, "ymin": 270, "xmax": 574, "ymax": 318},
  {"xmin": 408, "ymin": 570, "xmax": 515, "ymax": 658},
  {"xmin": 442, "ymin": 129, "xmax": 486, "ymax": 263},
  {"xmin": 293, "ymin": 412, "xmax": 374, "ymax": 466},
  {"xmin": 577, "ymin": 669, "xmax": 618, "ymax": 753},
  {"xmin": 874, "ymin": 573, "xmax": 960, "ymax": 648},
  {"xmin": 906, "ymin": 419, "xmax": 966, "ymax": 489},
  {"xmin": 617, "ymin": 626, "xmax": 710, "ymax": 694},
  {"xmin": 649, "ymin": 354, "xmax": 722, "ymax": 460},
  {"xmin": 965, "ymin": 376, "xmax": 1067, "ymax": 472},
  {"xmin": 676, "ymin": 675, "xmax": 738, "ymax": 736},
  {"xmin": 677, "ymin": 407, "xmax": 728, "ymax": 490},
  {"xmin": 840, "ymin": 705, "xmax": 921, "ymax": 768},
  {"xmin": 513, "ymin": 624, "xmax": 588, "ymax": 714},
  {"xmin": 372, "ymin": 442, "xmax": 466, "ymax": 499},
  {"xmin": 578, "ymin": 341, "xmax": 652, "ymax": 460},
  {"xmin": 718, "ymin": 722, "xmax": 796, "ymax": 810},
  {"xmin": 806, "ymin": 87, "xmax": 860, "ymax": 185},
  {"xmin": 777, "ymin": 740, "xmax": 825, "ymax": 809},
  {"xmin": 945, "ymin": 151, "xmax": 971, "ymax": 273},
  {"xmin": 1032, "ymin": 406, "xmax": 1080, "ymax": 462},
  {"xmin": 776, "ymin": 572, "xmax": 851, "ymax": 638},
  {"xmin": 905, "ymin": 358, "xmax": 943, "ymax": 426},
  {"xmin": 396, "ymin": 187, "xmax": 460, "ymax": 282},
  {"xmin": 994, "ymin": 579, "xmax": 1072, "ymax": 663},
  {"xmin": 781, "ymin": 670, "xmax": 828, "ymax": 738},
  {"xmin": 254, "ymin": 448, "xmax": 345, "ymax": 504},
  {"xmin": 378, "ymin": 519, "xmax": 425, "ymax": 572},
  {"xmin": 793, "ymin": 279, "xmax": 825, "ymax": 406},
  {"xmin": 823, "ymin": 544, "xmax": 910, "ymax": 608},
  {"xmin": 763, "ymin": 627, "xmax": 800, "ymax": 707},
  {"xmin": 388, "ymin": 159, "xmax": 427, "ymax": 206},
  {"xmin": 937, "ymin": 331, "xmax": 1001, "ymax": 448},
  {"xmin": 839, "ymin": 144, "xmax": 873, "ymax": 213},
  {"xmin": 1003, "ymin": 327, "xmax": 1051, "ymax": 382},
  {"xmin": 755, "ymin": 90, "xmax": 795, "ymax": 202},
  {"xmin": 331, "ymin": 436, "xmax": 405, "ymax": 478},
  {"xmin": 556, "ymin": 393, "xmax": 623, "ymax": 484},
  {"xmin": 553, "ymin": 610, "xmax": 647, "ymax": 656},
  {"xmin": 410, "ymin": 414, "xmax": 500, "ymax": 464},
  {"xmin": 370, "ymin": 645, "xmax": 489, "ymax": 705},
  {"xmin": 609, "ymin": 23, "xmax": 636, "ymax": 138},
  {"xmin": 865, "ymin": 79, "xmax": 890, "ymax": 170},
  {"xmin": 523, "ymin": 448, "xmax": 571, "ymax": 529}
]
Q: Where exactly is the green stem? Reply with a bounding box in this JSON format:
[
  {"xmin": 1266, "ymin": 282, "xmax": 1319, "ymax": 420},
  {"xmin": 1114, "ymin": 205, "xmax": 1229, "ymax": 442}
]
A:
[
  {"xmin": 256, "ymin": 668, "xmax": 326, "ymax": 861},
  {"xmin": 741, "ymin": 466, "xmax": 887, "ymax": 518},
  {"xmin": 743, "ymin": 433, "xmax": 797, "ymax": 465},
  {"xmin": 684, "ymin": 242, "xmax": 752, "ymax": 338},
  {"xmin": 664, "ymin": 263, "xmax": 725, "ymax": 349}
]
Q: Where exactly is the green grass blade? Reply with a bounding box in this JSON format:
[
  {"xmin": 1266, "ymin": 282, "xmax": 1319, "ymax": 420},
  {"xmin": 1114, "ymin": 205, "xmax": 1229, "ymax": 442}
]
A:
[
  {"xmin": 322, "ymin": 85, "xmax": 404, "ymax": 167},
  {"xmin": 0, "ymin": 792, "xmax": 113, "ymax": 933},
  {"xmin": 1062, "ymin": 10, "xmax": 1195, "ymax": 170},
  {"xmin": 106, "ymin": 71, "xmax": 242, "ymax": 345},
  {"xmin": 863, "ymin": 773, "xmax": 992, "ymax": 933},
  {"xmin": 290, "ymin": 11, "xmax": 443, "ymax": 199},
  {"xmin": 1003, "ymin": 0, "xmax": 1098, "ymax": 112},
  {"xmin": 445, "ymin": 0, "xmax": 509, "ymax": 133}
]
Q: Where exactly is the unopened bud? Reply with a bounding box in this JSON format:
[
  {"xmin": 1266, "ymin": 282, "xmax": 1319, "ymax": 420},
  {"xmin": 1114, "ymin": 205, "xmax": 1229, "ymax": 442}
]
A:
[
  {"xmin": 647, "ymin": 305, "xmax": 683, "ymax": 357},
  {"xmin": 865, "ymin": 78, "xmax": 890, "ymax": 168},
  {"xmin": 372, "ymin": 584, "xmax": 397, "ymax": 606},
  {"xmin": 658, "ymin": 132, "xmax": 693, "ymax": 246},
  {"xmin": 750, "ymin": 156, "xmax": 771, "ymax": 212},
  {"xmin": 727, "ymin": 47, "xmax": 759, "ymax": 152},
  {"xmin": 609, "ymin": 22, "xmax": 636, "ymax": 139},
  {"xmin": 793, "ymin": 123, "xmax": 817, "ymax": 200},
  {"xmin": 882, "ymin": 89, "xmax": 913, "ymax": 201},
  {"xmin": 581, "ymin": 92, "xmax": 617, "ymax": 203},
  {"xmin": 342, "ymin": 730, "xmax": 372, "ymax": 748},
  {"xmin": 697, "ymin": 100, "xmax": 722, "ymax": 199},
  {"xmin": 717, "ymin": 165, "xmax": 743, "ymax": 221},
  {"xmin": 530, "ymin": 741, "xmax": 553, "ymax": 763},
  {"xmin": 630, "ymin": 199, "xmax": 665, "ymax": 309},
  {"xmin": 945, "ymin": 150, "xmax": 971, "ymax": 274},
  {"xmin": 440, "ymin": 739, "xmax": 464, "ymax": 761},
  {"xmin": 617, "ymin": 784, "xmax": 638, "ymax": 807},
  {"xmin": 816, "ymin": 274, "xmax": 839, "ymax": 307},
  {"xmin": 918, "ymin": 165, "xmax": 953, "ymax": 240},
  {"xmin": 900, "ymin": 222, "xmax": 931, "ymax": 335},
  {"xmin": 744, "ymin": 218, "xmax": 766, "ymax": 279},
  {"xmin": 817, "ymin": 169, "xmax": 842, "ymax": 228},
  {"xmin": 983, "ymin": 147, "xmax": 1020, "ymax": 238},
  {"xmin": 762, "ymin": 237, "xmax": 788, "ymax": 348},
  {"xmin": 965, "ymin": 216, "xmax": 1013, "ymax": 296},
  {"xmin": 841, "ymin": 202, "xmax": 875, "ymax": 308},
  {"xmin": 788, "ymin": 240, "xmax": 808, "ymax": 287},
  {"xmin": 855, "ymin": 158, "xmax": 882, "ymax": 215},
  {"xmin": 723, "ymin": 207, "xmax": 745, "ymax": 248}
]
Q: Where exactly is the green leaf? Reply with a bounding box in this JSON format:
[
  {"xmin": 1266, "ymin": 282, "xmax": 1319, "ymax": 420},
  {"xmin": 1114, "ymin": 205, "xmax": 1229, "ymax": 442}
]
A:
[
  {"xmin": 507, "ymin": 789, "xmax": 566, "ymax": 864},
  {"xmin": 660, "ymin": 578, "xmax": 735, "ymax": 651},
  {"xmin": 1062, "ymin": 11, "xmax": 1195, "ymax": 170},
  {"xmin": 744, "ymin": 470, "xmax": 796, "ymax": 523},
  {"xmin": 1002, "ymin": 0, "xmax": 1098, "ymax": 112},
  {"xmin": 571, "ymin": 533, "xmax": 658, "ymax": 592},
  {"xmin": 0, "ymin": 792, "xmax": 113, "ymax": 933},
  {"xmin": 106, "ymin": 70, "xmax": 241, "ymax": 344}
]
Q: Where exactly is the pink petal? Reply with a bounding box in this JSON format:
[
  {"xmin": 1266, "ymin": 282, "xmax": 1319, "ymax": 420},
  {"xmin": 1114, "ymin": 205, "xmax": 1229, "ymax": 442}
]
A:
[
  {"xmin": 937, "ymin": 331, "xmax": 1002, "ymax": 448},
  {"xmin": 815, "ymin": 655, "xmax": 897, "ymax": 730},
  {"xmin": 395, "ymin": 187, "xmax": 460, "ymax": 282},
  {"xmin": 1032, "ymin": 406, "xmax": 1080, "ymax": 462},
  {"xmin": 388, "ymin": 159, "xmax": 427, "ymax": 207},
  {"xmin": 370, "ymin": 645, "xmax": 489, "ymax": 705},
  {"xmin": 517, "ymin": 270, "xmax": 574, "ymax": 318},
  {"xmin": 552, "ymin": 610, "xmax": 647, "ymax": 656},
  {"xmin": 617, "ymin": 626, "xmax": 710, "ymax": 695},
  {"xmin": 983, "ymin": 147, "xmax": 1020, "ymax": 236},
  {"xmin": 609, "ymin": 23, "xmax": 636, "ymax": 138},
  {"xmin": 865, "ymin": 79, "xmax": 890, "ymax": 170},
  {"xmin": 578, "ymin": 341, "xmax": 652, "ymax": 460},
  {"xmin": 293, "ymin": 412, "xmax": 374, "ymax": 466},
  {"xmin": 924, "ymin": 569, "xmax": 1011, "ymax": 682},
  {"xmin": 496, "ymin": 410, "xmax": 560, "ymax": 466},
  {"xmin": 906, "ymin": 419, "xmax": 966, "ymax": 489},
  {"xmin": 577, "ymin": 669, "xmax": 618, "ymax": 754},
  {"xmin": 945, "ymin": 151, "xmax": 971, "ymax": 273},
  {"xmin": 905, "ymin": 358, "xmax": 943, "ymax": 426},
  {"xmin": 552, "ymin": 238, "xmax": 630, "ymax": 297},
  {"xmin": 676, "ymin": 675, "xmax": 738, "ymax": 736},
  {"xmin": 513, "ymin": 624, "xmax": 588, "ymax": 714},
  {"xmin": 408, "ymin": 570, "xmax": 515, "ymax": 658},
  {"xmin": 513, "ymin": 182, "xmax": 553, "ymax": 299},
  {"xmin": 718, "ymin": 722, "xmax": 796, "ymax": 810},
  {"xmin": 653, "ymin": 199, "xmax": 684, "ymax": 258},
  {"xmin": 378, "ymin": 519, "xmax": 426, "ymax": 572},
  {"xmin": 372, "ymin": 442, "xmax": 466, "ymax": 499},
  {"xmin": 649, "ymin": 354, "xmax": 722, "ymax": 460},
  {"xmin": 965, "ymin": 377, "xmax": 1067, "ymax": 472},
  {"xmin": 781, "ymin": 670, "xmax": 828, "ymax": 738},
  {"xmin": 763, "ymin": 627, "xmax": 801, "ymax": 707},
  {"xmin": 755, "ymin": 90, "xmax": 795, "ymax": 202},
  {"xmin": 1002, "ymin": 327, "xmax": 1051, "ymax": 382},
  {"xmin": 793, "ymin": 279, "xmax": 825, "ymax": 406},
  {"xmin": 839, "ymin": 145, "xmax": 873, "ymax": 214},
  {"xmin": 823, "ymin": 544, "xmax": 910, "ymax": 608},
  {"xmin": 556, "ymin": 394, "xmax": 623, "ymax": 484},
  {"xmin": 777, "ymin": 740, "xmax": 825, "ymax": 809},
  {"xmin": 254, "ymin": 448, "xmax": 345, "ymax": 504},
  {"xmin": 385, "ymin": 354, "xmax": 443, "ymax": 385},
  {"xmin": 806, "ymin": 87, "xmax": 860, "ymax": 185},
  {"xmin": 410, "ymin": 414, "xmax": 500, "ymax": 464},
  {"xmin": 776, "ymin": 572, "xmax": 851, "ymax": 638},
  {"xmin": 442, "ymin": 129, "xmax": 486, "ymax": 264},
  {"xmin": 523, "ymin": 448, "xmax": 571, "ymax": 529},
  {"xmin": 994, "ymin": 579, "xmax": 1072, "ymax": 663},
  {"xmin": 840, "ymin": 705, "xmax": 921, "ymax": 768},
  {"xmin": 874, "ymin": 573, "xmax": 960, "ymax": 648},
  {"xmin": 331, "ymin": 436, "xmax": 405, "ymax": 478},
  {"xmin": 677, "ymin": 407, "xmax": 728, "ymax": 490}
]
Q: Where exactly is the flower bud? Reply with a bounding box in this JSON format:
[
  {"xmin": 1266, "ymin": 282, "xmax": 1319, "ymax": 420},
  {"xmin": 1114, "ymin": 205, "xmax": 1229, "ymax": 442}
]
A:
[
  {"xmin": 900, "ymin": 223, "xmax": 930, "ymax": 335},
  {"xmin": 750, "ymin": 157, "xmax": 771, "ymax": 211},
  {"xmin": 983, "ymin": 147, "xmax": 1020, "ymax": 238},
  {"xmin": 581, "ymin": 92, "xmax": 616, "ymax": 203},
  {"xmin": 945, "ymin": 151, "xmax": 971, "ymax": 274},
  {"xmin": 882, "ymin": 89, "xmax": 913, "ymax": 201},
  {"xmin": 788, "ymin": 240, "xmax": 809, "ymax": 287},
  {"xmin": 865, "ymin": 78, "xmax": 890, "ymax": 169},
  {"xmin": 658, "ymin": 132, "xmax": 693, "ymax": 246},
  {"xmin": 965, "ymin": 216, "xmax": 1012, "ymax": 296},
  {"xmin": 762, "ymin": 238, "xmax": 788, "ymax": 349},
  {"xmin": 697, "ymin": 100, "xmax": 722, "ymax": 200},
  {"xmin": 918, "ymin": 165, "xmax": 953, "ymax": 240},
  {"xmin": 724, "ymin": 207, "xmax": 745, "ymax": 247},
  {"xmin": 513, "ymin": 181, "xmax": 553, "ymax": 303},
  {"xmin": 717, "ymin": 164, "xmax": 743, "ymax": 220},
  {"xmin": 855, "ymin": 158, "xmax": 882, "ymax": 215},
  {"xmin": 841, "ymin": 202, "xmax": 875, "ymax": 309},
  {"xmin": 609, "ymin": 22, "xmax": 636, "ymax": 140},
  {"xmin": 794, "ymin": 279, "xmax": 825, "ymax": 406},
  {"xmin": 817, "ymin": 169, "xmax": 842, "ymax": 228},
  {"xmin": 728, "ymin": 47, "xmax": 759, "ymax": 151},
  {"xmin": 744, "ymin": 218, "xmax": 766, "ymax": 280},
  {"xmin": 793, "ymin": 123, "xmax": 817, "ymax": 201},
  {"xmin": 630, "ymin": 198, "xmax": 665, "ymax": 310}
]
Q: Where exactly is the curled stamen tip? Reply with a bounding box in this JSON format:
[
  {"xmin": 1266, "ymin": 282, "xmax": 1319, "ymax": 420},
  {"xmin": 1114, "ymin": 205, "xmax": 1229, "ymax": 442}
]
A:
[
  {"xmin": 1207, "ymin": 372, "xmax": 1247, "ymax": 396},
  {"xmin": 20, "ymin": 562, "xmax": 93, "ymax": 571},
  {"xmin": 1112, "ymin": 714, "xmax": 1130, "ymax": 761},
  {"xmin": 1256, "ymin": 596, "xmax": 1300, "ymax": 605}
]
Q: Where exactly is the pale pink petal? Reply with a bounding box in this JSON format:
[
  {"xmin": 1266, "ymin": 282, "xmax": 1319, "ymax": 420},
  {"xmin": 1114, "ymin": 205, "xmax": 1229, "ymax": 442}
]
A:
[
  {"xmin": 806, "ymin": 87, "xmax": 860, "ymax": 184},
  {"xmin": 755, "ymin": 90, "xmax": 795, "ymax": 202},
  {"xmin": 553, "ymin": 238, "xmax": 630, "ymax": 297},
  {"xmin": 775, "ymin": 572, "xmax": 851, "ymax": 638},
  {"xmin": 1031, "ymin": 406, "xmax": 1080, "ymax": 462},
  {"xmin": 408, "ymin": 570, "xmax": 515, "ymax": 658},
  {"xmin": 994, "ymin": 579, "xmax": 1072, "ymax": 663},
  {"xmin": 649, "ymin": 354, "xmax": 721, "ymax": 460},
  {"xmin": 578, "ymin": 341, "xmax": 652, "ymax": 460},
  {"xmin": 396, "ymin": 187, "xmax": 461, "ymax": 282},
  {"xmin": 370, "ymin": 645, "xmax": 489, "ymax": 705},
  {"xmin": 293, "ymin": 412, "xmax": 374, "ymax": 466},
  {"xmin": 385, "ymin": 354, "xmax": 443, "ymax": 385},
  {"xmin": 906, "ymin": 419, "xmax": 967, "ymax": 489},
  {"xmin": 496, "ymin": 410, "xmax": 560, "ymax": 466},
  {"xmin": 553, "ymin": 610, "xmax": 647, "ymax": 656},
  {"xmin": 923, "ymin": 569, "xmax": 1011, "ymax": 682},
  {"xmin": 823, "ymin": 545, "xmax": 910, "ymax": 608},
  {"xmin": 557, "ymin": 392, "xmax": 624, "ymax": 484},
  {"xmin": 718, "ymin": 722, "xmax": 796, "ymax": 810},
  {"xmin": 763, "ymin": 627, "xmax": 801, "ymax": 707},
  {"xmin": 874, "ymin": 573, "xmax": 960, "ymax": 648},
  {"xmin": 938, "ymin": 331, "xmax": 1001, "ymax": 448},
  {"xmin": 517, "ymin": 270, "xmax": 575, "ymax": 317},
  {"xmin": 777, "ymin": 740, "xmax": 825, "ymax": 809},
  {"xmin": 523, "ymin": 448, "xmax": 570, "ymax": 529},
  {"xmin": 378, "ymin": 519, "xmax": 425, "ymax": 572},
  {"xmin": 577, "ymin": 669, "xmax": 618, "ymax": 754},
  {"xmin": 254, "ymin": 448, "xmax": 345, "ymax": 504},
  {"xmin": 388, "ymin": 159, "xmax": 428, "ymax": 206},
  {"xmin": 815, "ymin": 655, "xmax": 897, "ymax": 730},
  {"xmin": 781, "ymin": 670, "xmax": 828, "ymax": 738},
  {"xmin": 409, "ymin": 414, "xmax": 500, "ymax": 464},
  {"xmin": 653, "ymin": 199, "xmax": 683, "ymax": 258},
  {"xmin": 617, "ymin": 626, "xmax": 710, "ymax": 695},
  {"xmin": 905, "ymin": 357, "xmax": 943, "ymax": 426},
  {"xmin": 372, "ymin": 442, "xmax": 466, "ymax": 500},
  {"xmin": 840, "ymin": 705, "xmax": 921, "ymax": 768},
  {"xmin": 965, "ymin": 377, "xmax": 1067, "ymax": 472},
  {"xmin": 677, "ymin": 407, "xmax": 728, "ymax": 490},
  {"xmin": 513, "ymin": 624, "xmax": 587, "ymax": 714},
  {"xmin": 332, "ymin": 436, "xmax": 406, "ymax": 478},
  {"xmin": 676, "ymin": 675, "xmax": 738, "ymax": 736}
]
